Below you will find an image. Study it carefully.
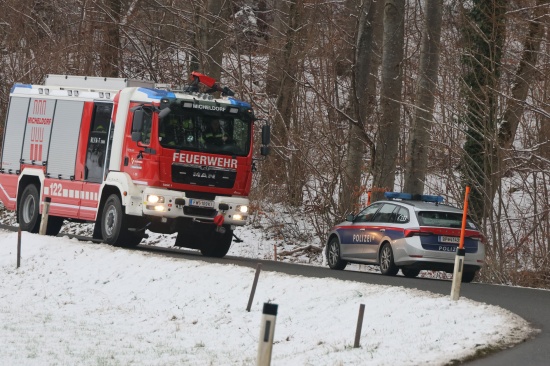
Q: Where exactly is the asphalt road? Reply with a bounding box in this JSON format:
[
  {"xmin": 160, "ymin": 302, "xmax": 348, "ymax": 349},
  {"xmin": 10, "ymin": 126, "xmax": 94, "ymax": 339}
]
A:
[{"xmin": 149, "ymin": 248, "xmax": 549, "ymax": 366}]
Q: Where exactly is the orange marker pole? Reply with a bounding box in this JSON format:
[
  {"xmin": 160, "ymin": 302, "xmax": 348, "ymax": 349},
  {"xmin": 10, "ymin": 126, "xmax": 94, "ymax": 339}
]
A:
[
  {"xmin": 451, "ymin": 186, "xmax": 470, "ymax": 301},
  {"xmin": 367, "ymin": 190, "xmax": 372, "ymax": 206},
  {"xmin": 458, "ymin": 186, "xmax": 470, "ymax": 250}
]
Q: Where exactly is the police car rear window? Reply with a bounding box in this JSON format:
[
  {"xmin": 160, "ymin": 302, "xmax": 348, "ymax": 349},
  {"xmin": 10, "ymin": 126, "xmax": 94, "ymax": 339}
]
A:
[{"xmin": 417, "ymin": 211, "xmax": 478, "ymax": 230}]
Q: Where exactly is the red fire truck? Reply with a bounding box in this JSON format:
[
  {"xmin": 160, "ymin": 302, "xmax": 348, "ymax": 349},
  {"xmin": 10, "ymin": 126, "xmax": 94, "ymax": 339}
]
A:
[{"xmin": 0, "ymin": 73, "xmax": 270, "ymax": 257}]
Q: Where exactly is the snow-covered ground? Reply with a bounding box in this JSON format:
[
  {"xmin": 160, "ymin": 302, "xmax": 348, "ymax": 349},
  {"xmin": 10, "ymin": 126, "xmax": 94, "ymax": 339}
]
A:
[{"xmin": 0, "ymin": 230, "xmax": 534, "ymax": 365}]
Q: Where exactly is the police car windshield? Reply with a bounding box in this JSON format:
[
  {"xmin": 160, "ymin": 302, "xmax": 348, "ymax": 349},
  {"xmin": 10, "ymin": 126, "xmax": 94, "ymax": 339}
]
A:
[
  {"xmin": 417, "ymin": 211, "xmax": 478, "ymax": 230},
  {"xmin": 158, "ymin": 111, "xmax": 251, "ymax": 156}
]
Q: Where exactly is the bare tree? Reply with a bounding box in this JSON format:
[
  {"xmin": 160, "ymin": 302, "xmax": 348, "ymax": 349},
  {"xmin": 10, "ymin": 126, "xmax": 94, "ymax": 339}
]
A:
[
  {"xmin": 339, "ymin": 0, "xmax": 382, "ymax": 213},
  {"xmin": 371, "ymin": 0, "xmax": 405, "ymax": 201},
  {"xmin": 403, "ymin": 0, "xmax": 442, "ymax": 196}
]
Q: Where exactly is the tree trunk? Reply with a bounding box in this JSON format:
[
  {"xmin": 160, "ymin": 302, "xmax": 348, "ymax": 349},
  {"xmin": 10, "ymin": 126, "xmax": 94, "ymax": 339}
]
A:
[
  {"xmin": 498, "ymin": 0, "xmax": 547, "ymax": 150},
  {"xmin": 371, "ymin": 0, "xmax": 405, "ymax": 202},
  {"xmin": 339, "ymin": 0, "xmax": 382, "ymax": 213},
  {"xmin": 403, "ymin": 0, "xmax": 443, "ymax": 196},
  {"xmin": 196, "ymin": 0, "xmax": 226, "ymax": 80},
  {"xmin": 460, "ymin": 0, "xmax": 506, "ymax": 221},
  {"xmin": 100, "ymin": 0, "xmax": 122, "ymax": 77}
]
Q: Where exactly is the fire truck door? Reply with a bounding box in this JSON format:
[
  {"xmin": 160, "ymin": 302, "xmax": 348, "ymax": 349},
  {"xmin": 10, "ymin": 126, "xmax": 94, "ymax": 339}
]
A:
[{"xmin": 85, "ymin": 102, "xmax": 112, "ymax": 183}]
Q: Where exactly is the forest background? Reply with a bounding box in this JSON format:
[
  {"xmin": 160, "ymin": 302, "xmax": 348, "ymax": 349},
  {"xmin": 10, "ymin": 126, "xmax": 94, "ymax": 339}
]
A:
[{"xmin": 0, "ymin": 0, "xmax": 549, "ymax": 288}]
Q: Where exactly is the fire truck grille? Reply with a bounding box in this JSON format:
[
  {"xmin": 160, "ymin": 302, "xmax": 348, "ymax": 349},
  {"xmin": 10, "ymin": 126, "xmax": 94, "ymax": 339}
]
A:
[
  {"xmin": 172, "ymin": 164, "xmax": 236, "ymax": 188},
  {"xmin": 183, "ymin": 207, "xmax": 217, "ymax": 218}
]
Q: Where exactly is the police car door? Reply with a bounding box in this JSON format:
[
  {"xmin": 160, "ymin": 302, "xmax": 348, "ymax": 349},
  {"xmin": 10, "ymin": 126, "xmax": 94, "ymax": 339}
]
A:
[
  {"xmin": 340, "ymin": 203, "xmax": 382, "ymax": 260},
  {"xmin": 365, "ymin": 203, "xmax": 399, "ymax": 260}
]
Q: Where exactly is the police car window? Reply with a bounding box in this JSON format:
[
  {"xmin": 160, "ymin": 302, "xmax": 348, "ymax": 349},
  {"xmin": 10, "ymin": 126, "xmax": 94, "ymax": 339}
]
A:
[
  {"xmin": 395, "ymin": 207, "xmax": 410, "ymax": 223},
  {"xmin": 355, "ymin": 203, "xmax": 382, "ymax": 222},
  {"xmin": 417, "ymin": 211, "xmax": 477, "ymax": 229},
  {"xmin": 371, "ymin": 204, "xmax": 397, "ymax": 223}
]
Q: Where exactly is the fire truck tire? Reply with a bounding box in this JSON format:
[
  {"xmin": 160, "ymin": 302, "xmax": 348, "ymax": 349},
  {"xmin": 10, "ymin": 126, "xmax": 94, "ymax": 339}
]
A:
[
  {"xmin": 45, "ymin": 216, "xmax": 64, "ymax": 236},
  {"xmin": 18, "ymin": 184, "xmax": 41, "ymax": 233},
  {"xmin": 101, "ymin": 194, "xmax": 142, "ymax": 247},
  {"xmin": 200, "ymin": 226, "xmax": 233, "ymax": 258}
]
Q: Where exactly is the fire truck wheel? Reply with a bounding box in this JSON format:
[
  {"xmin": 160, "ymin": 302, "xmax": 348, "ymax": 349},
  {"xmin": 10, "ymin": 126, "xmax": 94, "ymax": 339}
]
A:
[
  {"xmin": 18, "ymin": 184, "xmax": 41, "ymax": 233},
  {"xmin": 101, "ymin": 194, "xmax": 141, "ymax": 247},
  {"xmin": 200, "ymin": 226, "xmax": 233, "ymax": 258},
  {"xmin": 45, "ymin": 216, "xmax": 64, "ymax": 236}
]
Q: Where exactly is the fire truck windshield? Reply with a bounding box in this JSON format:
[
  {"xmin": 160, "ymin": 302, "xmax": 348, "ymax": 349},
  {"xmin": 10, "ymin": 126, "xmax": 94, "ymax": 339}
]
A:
[{"xmin": 158, "ymin": 111, "xmax": 251, "ymax": 156}]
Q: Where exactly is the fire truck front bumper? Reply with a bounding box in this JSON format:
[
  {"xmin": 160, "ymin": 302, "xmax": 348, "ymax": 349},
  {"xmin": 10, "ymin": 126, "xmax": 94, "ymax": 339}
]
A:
[{"xmin": 141, "ymin": 189, "xmax": 249, "ymax": 225}]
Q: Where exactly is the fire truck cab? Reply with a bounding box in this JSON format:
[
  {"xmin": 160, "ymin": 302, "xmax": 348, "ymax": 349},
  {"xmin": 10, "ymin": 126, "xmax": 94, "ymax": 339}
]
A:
[{"xmin": 0, "ymin": 74, "xmax": 269, "ymax": 257}]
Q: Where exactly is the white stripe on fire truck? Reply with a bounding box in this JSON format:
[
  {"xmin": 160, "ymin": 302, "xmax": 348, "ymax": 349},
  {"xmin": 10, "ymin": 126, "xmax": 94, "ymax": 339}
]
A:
[
  {"xmin": 50, "ymin": 202, "xmax": 97, "ymax": 212},
  {"xmin": 0, "ymin": 184, "xmax": 16, "ymax": 202},
  {"xmin": 42, "ymin": 188, "xmax": 99, "ymax": 202}
]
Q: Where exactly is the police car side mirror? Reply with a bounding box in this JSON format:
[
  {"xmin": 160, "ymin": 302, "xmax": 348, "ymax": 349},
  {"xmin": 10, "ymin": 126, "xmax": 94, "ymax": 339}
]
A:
[{"xmin": 346, "ymin": 214, "xmax": 355, "ymax": 222}]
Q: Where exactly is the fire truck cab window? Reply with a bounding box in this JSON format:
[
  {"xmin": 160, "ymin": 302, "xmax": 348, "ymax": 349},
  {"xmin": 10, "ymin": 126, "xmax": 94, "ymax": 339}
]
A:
[
  {"xmin": 159, "ymin": 111, "xmax": 251, "ymax": 157},
  {"xmin": 86, "ymin": 103, "xmax": 112, "ymax": 183}
]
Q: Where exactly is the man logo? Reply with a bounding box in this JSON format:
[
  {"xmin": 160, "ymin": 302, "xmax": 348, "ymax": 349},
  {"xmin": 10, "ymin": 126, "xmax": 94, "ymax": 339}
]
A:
[{"xmin": 193, "ymin": 172, "xmax": 216, "ymax": 179}]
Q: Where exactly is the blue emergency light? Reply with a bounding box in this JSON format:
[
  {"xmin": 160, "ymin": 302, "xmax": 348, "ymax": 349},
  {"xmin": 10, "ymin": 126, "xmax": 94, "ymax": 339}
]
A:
[{"xmin": 384, "ymin": 192, "xmax": 444, "ymax": 203}]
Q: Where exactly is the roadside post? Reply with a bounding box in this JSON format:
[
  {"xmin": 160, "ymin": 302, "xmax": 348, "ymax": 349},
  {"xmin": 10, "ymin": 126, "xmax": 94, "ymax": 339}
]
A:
[
  {"xmin": 39, "ymin": 197, "xmax": 51, "ymax": 235},
  {"xmin": 257, "ymin": 302, "xmax": 278, "ymax": 366},
  {"xmin": 16, "ymin": 227, "xmax": 21, "ymax": 268},
  {"xmin": 451, "ymin": 186, "xmax": 470, "ymax": 301},
  {"xmin": 354, "ymin": 304, "xmax": 366, "ymax": 348},
  {"xmin": 247, "ymin": 263, "xmax": 262, "ymax": 312}
]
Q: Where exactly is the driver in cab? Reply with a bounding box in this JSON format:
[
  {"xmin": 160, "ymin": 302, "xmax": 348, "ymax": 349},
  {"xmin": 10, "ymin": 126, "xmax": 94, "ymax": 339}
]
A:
[{"xmin": 203, "ymin": 118, "xmax": 229, "ymax": 145}]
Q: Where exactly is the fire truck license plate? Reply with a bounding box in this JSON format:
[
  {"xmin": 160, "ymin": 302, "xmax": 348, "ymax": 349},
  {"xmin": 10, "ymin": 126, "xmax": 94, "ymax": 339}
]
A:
[
  {"xmin": 189, "ymin": 199, "xmax": 215, "ymax": 208},
  {"xmin": 439, "ymin": 236, "xmax": 460, "ymax": 244}
]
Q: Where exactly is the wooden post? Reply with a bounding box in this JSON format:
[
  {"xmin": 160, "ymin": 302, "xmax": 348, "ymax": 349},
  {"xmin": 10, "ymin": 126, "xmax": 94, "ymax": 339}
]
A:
[
  {"xmin": 257, "ymin": 303, "xmax": 278, "ymax": 366},
  {"xmin": 247, "ymin": 263, "xmax": 262, "ymax": 312},
  {"xmin": 273, "ymin": 244, "xmax": 277, "ymax": 261},
  {"xmin": 16, "ymin": 227, "xmax": 22, "ymax": 268},
  {"xmin": 39, "ymin": 197, "xmax": 51, "ymax": 235},
  {"xmin": 354, "ymin": 304, "xmax": 365, "ymax": 348}
]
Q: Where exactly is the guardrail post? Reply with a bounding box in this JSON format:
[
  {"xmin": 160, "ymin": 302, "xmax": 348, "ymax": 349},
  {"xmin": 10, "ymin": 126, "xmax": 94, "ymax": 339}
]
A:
[
  {"xmin": 39, "ymin": 197, "xmax": 51, "ymax": 235},
  {"xmin": 257, "ymin": 303, "xmax": 278, "ymax": 366}
]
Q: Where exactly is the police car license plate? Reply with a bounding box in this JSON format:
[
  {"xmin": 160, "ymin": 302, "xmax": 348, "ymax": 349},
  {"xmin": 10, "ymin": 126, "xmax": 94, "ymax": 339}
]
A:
[
  {"xmin": 439, "ymin": 236, "xmax": 460, "ymax": 244},
  {"xmin": 189, "ymin": 199, "xmax": 215, "ymax": 208}
]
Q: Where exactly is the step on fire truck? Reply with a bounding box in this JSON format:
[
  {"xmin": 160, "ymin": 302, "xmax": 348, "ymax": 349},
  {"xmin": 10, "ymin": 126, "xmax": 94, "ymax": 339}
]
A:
[{"xmin": 0, "ymin": 73, "xmax": 270, "ymax": 257}]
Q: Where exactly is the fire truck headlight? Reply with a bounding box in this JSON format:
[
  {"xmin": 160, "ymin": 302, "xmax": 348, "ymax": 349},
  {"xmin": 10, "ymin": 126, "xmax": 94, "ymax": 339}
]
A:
[
  {"xmin": 233, "ymin": 214, "xmax": 243, "ymax": 221},
  {"xmin": 147, "ymin": 195, "xmax": 165, "ymax": 204},
  {"xmin": 154, "ymin": 205, "xmax": 165, "ymax": 212},
  {"xmin": 237, "ymin": 205, "xmax": 248, "ymax": 213}
]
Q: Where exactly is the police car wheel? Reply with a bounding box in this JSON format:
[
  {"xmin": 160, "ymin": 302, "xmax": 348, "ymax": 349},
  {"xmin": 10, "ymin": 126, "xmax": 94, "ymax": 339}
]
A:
[
  {"xmin": 327, "ymin": 237, "xmax": 347, "ymax": 270},
  {"xmin": 19, "ymin": 184, "xmax": 41, "ymax": 233},
  {"xmin": 379, "ymin": 243, "xmax": 399, "ymax": 276},
  {"xmin": 461, "ymin": 270, "xmax": 477, "ymax": 283},
  {"xmin": 401, "ymin": 268, "xmax": 420, "ymax": 278}
]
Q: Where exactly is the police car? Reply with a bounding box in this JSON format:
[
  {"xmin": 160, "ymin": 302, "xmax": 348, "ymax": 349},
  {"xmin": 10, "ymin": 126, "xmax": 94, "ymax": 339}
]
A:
[{"xmin": 326, "ymin": 192, "xmax": 485, "ymax": 282}]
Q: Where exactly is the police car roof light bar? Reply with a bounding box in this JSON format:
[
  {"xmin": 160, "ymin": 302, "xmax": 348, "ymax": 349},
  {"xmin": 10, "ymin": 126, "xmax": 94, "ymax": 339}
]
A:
[{"xmin": 384, "ymin": 192, "xmax": 444, "ymax": 203}]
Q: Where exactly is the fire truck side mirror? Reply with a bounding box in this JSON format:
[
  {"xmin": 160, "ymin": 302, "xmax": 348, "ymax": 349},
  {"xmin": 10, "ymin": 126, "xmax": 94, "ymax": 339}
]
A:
[
  {"xmin": 261, "ymin": 125, "xmax": 271, "ymax": 146},
  {"xmin": 158, "ymin": 107, "xmax": 171, "ymax": 119},
  {"xmin": 132, "ymin": 109, "xmax": 144, "ymax": 142}
]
